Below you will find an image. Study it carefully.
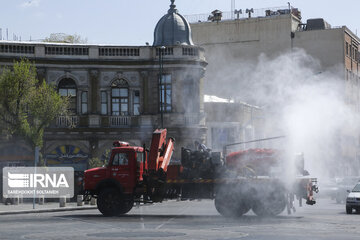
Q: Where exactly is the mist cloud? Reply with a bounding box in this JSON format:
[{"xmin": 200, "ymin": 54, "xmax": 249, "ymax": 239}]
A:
[{"xmin": 205, "ymin": 48, "xmax": 359, "ymax": 179}]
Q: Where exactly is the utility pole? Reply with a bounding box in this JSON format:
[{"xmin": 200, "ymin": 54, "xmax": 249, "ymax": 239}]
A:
[
  {"xmin": 231, "ymin": 0, "xmax": 235, "ymax": 19},
  {"xmin": 33, "ymin": 146, "xmax": 40, "ymax": 209},
  {"xmin": 158, "ymin": 46, "xmax": 166, "ymax": 128}
]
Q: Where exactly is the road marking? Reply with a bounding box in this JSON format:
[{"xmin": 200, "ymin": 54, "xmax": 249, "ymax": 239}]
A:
[
  {"xmin": 139, "ymin": 206, "xmax": 145, "ymax": 229},
  {"xmin": 140, "ymin": 217, "xmax": 145, "ymax": 229},
  {"xmin": 155, "ymin": 217, "xmax": 175, "ymax": 230}
]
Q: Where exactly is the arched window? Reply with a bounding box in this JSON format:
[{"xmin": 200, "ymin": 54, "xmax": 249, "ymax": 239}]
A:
[
  {"xmin": 111, "ymin": 79, "xmax": 129, "ymax": 116},
  {"xmin": 58, "ymin": 78, "xmax": 77, "ymax": 114}
]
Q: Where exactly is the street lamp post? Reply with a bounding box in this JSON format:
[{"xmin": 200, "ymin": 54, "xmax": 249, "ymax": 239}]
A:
[
  {"xmin": 33, "ymin": 146, "xmax": 40, "ymax": 209},
  {"xmin": 158, "ymin": 46, "xmax": 166, "ymax": 128}
]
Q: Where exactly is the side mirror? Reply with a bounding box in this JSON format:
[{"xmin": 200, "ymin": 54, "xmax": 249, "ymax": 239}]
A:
[{"xmin": 347, "ymin": 190, "xmax": 351, "ymax": 193}]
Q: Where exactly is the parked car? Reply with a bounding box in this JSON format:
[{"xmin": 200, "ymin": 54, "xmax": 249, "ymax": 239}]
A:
[
  {"xmin": 335, "ymin": 177, "xmax": 360, "ymax": 203},
  {"xmin": 346, "ymin": 182, "xmax": 360, "ymax": 214}
]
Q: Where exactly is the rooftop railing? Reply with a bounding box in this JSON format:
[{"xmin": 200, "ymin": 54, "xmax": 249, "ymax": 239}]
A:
[
  {"xmin": 184, "ymin": 6, "xmax": 292, "ymax": 23},
  {"xmin": 0, "ymin": 42, "xmax": 205, "ymax": 61}
]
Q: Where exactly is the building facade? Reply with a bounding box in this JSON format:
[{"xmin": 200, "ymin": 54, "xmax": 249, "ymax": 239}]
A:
[
  {"xmin": 294, "ymin": 25, "xmax": 360, "ymax": 175},
  {"xmin": 190, "ymin": 7, "xmax": 301, "ymax": 96},
  {"xmin": 0, "ymin": 1, "xmax": 207, "ymax": 173},
  {"xmin": 204, "ymin": 99, "xmax": 264, "ymax": 153},
  {"xmin": 189, "ymin": 7, "xmax": 360, "ymax": 175}
]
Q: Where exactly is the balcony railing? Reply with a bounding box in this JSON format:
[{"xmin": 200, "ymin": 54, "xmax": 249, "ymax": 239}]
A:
[
  {"xmin": 56, "ymin": 116, "xmax": 79, "ymax": 127},
  {"xmin": 52, "ymin": 114, "xmax": 206, "ymax": 128},
  {"xmin": 110, "ymin": 116, "xmax": 130, "ymax": 127},
  {"xmin": 0, "ymin": 42, "xmax": 205, "ymax": 62},
  {"xmin": 99, "ymin": 47, "xmax": 140, "ymax": 56}
]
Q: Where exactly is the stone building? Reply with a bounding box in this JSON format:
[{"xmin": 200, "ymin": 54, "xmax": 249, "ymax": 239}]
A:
[
  {"xmin": 204, "ymin": 97, "xmax": 264, "ymax": 153},
  {"xmin": 189, "ymin": 7, "xmax": 301, "ymax": 96},
  {"xmin": 0, "ymin": 1, "xmax": 207, "ymax": 173}
]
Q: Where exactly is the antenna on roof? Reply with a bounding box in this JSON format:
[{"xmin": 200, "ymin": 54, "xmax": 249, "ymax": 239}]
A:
[
  {"xmin": 246, "ymin": 8, "xmax": 254, "ymax": 18},
  {"xmin": 234, "ymin": 9, "xmax": 242, "ymax": 19}
]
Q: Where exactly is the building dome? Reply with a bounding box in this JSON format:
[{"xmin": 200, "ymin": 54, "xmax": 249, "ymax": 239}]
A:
[{"xmin": 153, "ymin": 0, "xmax": 194, "ymax": 46}]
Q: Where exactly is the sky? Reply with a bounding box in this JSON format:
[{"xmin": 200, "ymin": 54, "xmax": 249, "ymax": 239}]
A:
[{"xmin": 1, "ymin": 0, "xmax": 360, "ymax": 45}]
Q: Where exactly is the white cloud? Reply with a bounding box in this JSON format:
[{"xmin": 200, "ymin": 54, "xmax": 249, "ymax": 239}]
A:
[{"xmin": 20, "ymin": 0, "xmax": 41, "ymax": 8}]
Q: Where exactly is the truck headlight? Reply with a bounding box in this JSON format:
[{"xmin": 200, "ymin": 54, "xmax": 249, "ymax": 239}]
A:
[{"xmin": 347, "ymin": 197, "xmax": 355, "ymax": 202}]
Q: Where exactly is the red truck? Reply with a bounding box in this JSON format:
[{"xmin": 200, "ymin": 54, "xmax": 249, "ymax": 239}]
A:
[{"xmin": 84, "ymin": 129, "xmax": 318, "ymax": 217}]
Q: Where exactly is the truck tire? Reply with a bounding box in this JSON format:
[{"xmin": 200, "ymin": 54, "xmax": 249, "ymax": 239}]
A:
[
  {"xmin": 214, "ymin": 191, "xmax": 251, "ymax": 217},
  {"xmin": 346, "ymin": 206, "xmax": 352, "ymax": 214},
  {"xmin": 97, "ymin": 188, "xmax": 133, "ymax": 216},
  {"xmin": 252, "ymin": 191, "xmax": 286, "ymax": 217},
  {"xmin": 120, "ymin": 199, "xmax": 134, "ymax": 215}
]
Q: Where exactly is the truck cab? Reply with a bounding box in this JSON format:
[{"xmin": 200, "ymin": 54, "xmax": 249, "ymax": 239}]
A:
[
  {"xmin": 84, "ymin": 142, "xmax": 146, "ymax": 195},
  {"xmin": 83, "ymin": 129, "xmax": 174, "ymax": 216}
]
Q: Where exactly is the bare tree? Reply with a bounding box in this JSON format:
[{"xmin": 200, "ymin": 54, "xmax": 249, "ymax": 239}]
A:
[{"xmin": 43, "ymin": 33, "xmax": 87, "ymax": 44}]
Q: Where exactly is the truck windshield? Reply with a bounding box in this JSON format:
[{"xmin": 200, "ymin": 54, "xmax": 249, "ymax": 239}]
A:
[{"xmin": 113, "ymin": 153, "xmax": 129, "ymax": 166}]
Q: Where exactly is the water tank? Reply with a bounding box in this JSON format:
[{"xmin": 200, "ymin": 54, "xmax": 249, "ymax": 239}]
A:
[{"xmin": 306, "ymin": 18, "xmax": 331, "ymax": 30}]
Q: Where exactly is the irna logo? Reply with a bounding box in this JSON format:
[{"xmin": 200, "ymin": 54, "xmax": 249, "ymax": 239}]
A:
[
  {"xmin": 7, "ymin": 172, "xmax": 69, "ymax": 188},
  {"xmin": 3, "ymin": 167, "xmax": 74, "ymax": 198}
]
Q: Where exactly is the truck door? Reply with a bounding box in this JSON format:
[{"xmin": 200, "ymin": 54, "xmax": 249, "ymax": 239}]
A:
[{"xmin": 110, "ymin": 150, "xmax": 135, "ymax": 193}]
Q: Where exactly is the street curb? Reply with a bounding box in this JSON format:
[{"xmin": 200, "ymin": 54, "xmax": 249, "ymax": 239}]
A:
[{"xmin": 0, "ymin": 206, "xmax": 97, "ymax": 215}]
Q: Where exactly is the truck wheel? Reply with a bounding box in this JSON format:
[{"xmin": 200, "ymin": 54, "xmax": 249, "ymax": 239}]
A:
[
  {"xmin": 236, "ymin": 199, "xmax": 251, "ymax": 216},
  {"xmin": 97, "ymin": 188, "xmax": 133, "ymax": 216},
  {"xmin": 346, "ymin": 206, "xmax": 352, "ymax": 214},
  {"xmin": 97, "ymin": 188, "xmax": 122, "ymax": 216},
  {"xmin": 252, "ymin": 191, "xmax": 286, "ymax": 217},
  {"xmin": 119, "ymin": 199, "xmax": 134, "ymax": 215},
  {"xmin": 214, "ymin": 192, "xmax": 251, "ymax": 217},
  {"xmin": 251, "ymin": 201, "xmax": 267, "ymax": 216}
]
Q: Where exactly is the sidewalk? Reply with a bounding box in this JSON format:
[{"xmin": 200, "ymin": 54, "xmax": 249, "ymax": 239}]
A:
[{"xmin": 0, "ymin": 201, "xmax": 97, "ymax": 215}]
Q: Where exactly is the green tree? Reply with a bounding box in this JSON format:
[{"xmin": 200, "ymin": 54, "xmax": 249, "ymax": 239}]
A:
[
  {"xmin": 43, "ymin": 33, "xmax": 87, "ymax": 43},
  {"xmin": 88, "ymin": 157, "xmax": 104, "ymax": 169},
  {"xmin": 0, "ymin": 59, "xmax": 69, "ymax": 149}
]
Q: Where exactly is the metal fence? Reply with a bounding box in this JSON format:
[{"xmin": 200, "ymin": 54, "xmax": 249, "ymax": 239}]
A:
[
  {"xmin": 56, "ymin": 116, "xmax": 79, "ymax": 128},
  {"xmin": 110, "ymin": 116, "xmax": 130, "ymax": 127}
]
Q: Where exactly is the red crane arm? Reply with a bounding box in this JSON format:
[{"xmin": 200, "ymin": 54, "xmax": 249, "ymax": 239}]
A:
[
  {"xmin": 159, "ymin": 137, "xmax": 174, "ymax": 172},
  {"xmin": 148, "ymin": 129, "xmax": 174, "ymax": 172}
]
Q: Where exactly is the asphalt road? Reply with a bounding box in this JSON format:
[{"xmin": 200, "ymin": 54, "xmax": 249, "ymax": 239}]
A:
[{"xmin": 0, "ymin": 198, "xmax": 359, "ymax": 240}]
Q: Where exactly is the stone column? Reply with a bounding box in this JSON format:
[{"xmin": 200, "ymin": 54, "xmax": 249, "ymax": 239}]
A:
[
  {"xmin": 89, "ymin": 69, "xmax": 100, "ymax": 114},
  {"xmin": 77, "ymin": 195, "xmax": 84, "ymax": 206},
  {"xmin": 89, "ymin": 137, "xmax": 99, "ymax": 166},
  {"xmin": 36, "ymin": 68, "xmax": 47, "ymax": 82},
  {"xmin": 140, "ymin": 71, "xmax": 149, "ymax": 114},
  {"xmin": 199, "ymin": 69, "xmax": 206, "ymax": 113},
  {"xmin": 59, "ymin": 196, "xmax": 66, "ymax": 207}
]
